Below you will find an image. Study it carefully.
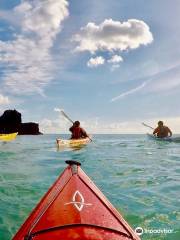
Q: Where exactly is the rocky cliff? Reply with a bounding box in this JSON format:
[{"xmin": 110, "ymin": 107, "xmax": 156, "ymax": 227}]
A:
[{"xmin": 0, "ymin": 109, "xmax": 42, "ymax": 135}]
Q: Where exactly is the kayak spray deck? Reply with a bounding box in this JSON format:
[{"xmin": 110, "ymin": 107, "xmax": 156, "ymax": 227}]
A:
[{"xmin": 13, "ymin": 160, "xmax": 140, "ymax": 240}]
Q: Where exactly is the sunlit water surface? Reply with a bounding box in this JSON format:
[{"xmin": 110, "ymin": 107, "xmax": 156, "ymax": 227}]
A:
[{"xmin": 0, "ymin": 134, "xmax": 179, "ymax": 239}]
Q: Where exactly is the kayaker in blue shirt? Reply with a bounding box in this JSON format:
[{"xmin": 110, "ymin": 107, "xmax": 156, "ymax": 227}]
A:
[{"xmin": 69, "ymin": 121, "xmax": 88, "ymax": 139}]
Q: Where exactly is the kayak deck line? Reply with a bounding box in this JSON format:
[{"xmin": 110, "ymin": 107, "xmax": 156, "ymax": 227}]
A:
[
  {"xmin": 66, "ymin": 160, "xmax": 137, "ymax": 239},
  {"xmin": 25, "ymin": 161, "xmax": 81, "ymax": 237},
  {"xmin": 25, "ymin": 223, "xmax": 133, "ymax": 240},
  {"xmin": 13, "ymin": 160, "xmax": 140, "ymax": 240},
  {"xmin": 24, "ymin": 166, "xmax": 73, "ymax": 238},
  {"xmin": 76, "ymin": 165, "xmax": 137, "ymax": 240}
]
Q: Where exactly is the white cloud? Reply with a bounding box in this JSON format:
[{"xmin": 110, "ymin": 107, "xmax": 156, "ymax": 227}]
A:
[
  {"xmin": 40, "ymin": 116, "xmax": 180, "ymax": 134},
  {"xmin": 41, "ymin": 107, "xmax": 74, "ymax": 133},
  {"xmin": 147, "ymin": 65, "xmax": 180, "ymax": 93},
  {"xmin": 108, "ymin": 55, "xmax": 123, "ymax": 63},
  {"xmin": 0, "ymin": 0, "xmax": 69, "ymax": 95},
  {"xmin": 110, "ymin": 64, "xmax": 180, "ymax": 101},
  {"xmin": 40, "ymin": 115, "xmax": 70, "ymax": 134},
  {"xmin": 0, "ymin": 94, "xmax": 10, "ymax": 105},
  {"xmin": 110, "ymin": 64, "xmax": 121, "ymax": 71},
  {"xmin": 87, "ymin": 56, "xmax": 105, "ymax": 68},
  {"xmin": 73, "ymin": 19, "xmax": 153, "ymax": 54},
  {"xmin": 125, "ymin": 63, "xmax": 180, "ymax": 95},
  {"xmin": 111, "ymin": 81, "xmax": 149, "ymax": 102},
  {"xmin": 14, "ymin": 0, "xmax": 69, "ymax": 38},
  {"xmin": 108, "ymin": 55, "xmax": 123, "ymax": 70}
]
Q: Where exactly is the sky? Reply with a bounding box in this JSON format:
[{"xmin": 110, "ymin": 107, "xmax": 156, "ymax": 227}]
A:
[{"xmin": 0, "ymin": 0, "xmax": 180, "ymax": 134}]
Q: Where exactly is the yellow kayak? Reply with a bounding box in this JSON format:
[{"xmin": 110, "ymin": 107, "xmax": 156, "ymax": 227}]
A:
[
  {"xmin": 56, "ymin": 137, "xmax": 91, "ymax": 147},
  {"xmin": 0, "ymin": 132, "xmax": 18, "ymax": 141}
]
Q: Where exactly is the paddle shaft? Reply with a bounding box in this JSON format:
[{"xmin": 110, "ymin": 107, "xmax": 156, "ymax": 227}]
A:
[
  {"xmin": 142, "ymin": 122, "xmax": 154, "ymax": 130},
  {"xmin": 61, "ymin": 111, "xmax": 74, "ymax": 124},
  {"xmin": 61, "ymin": 110, "xmax": 92, "ymax": 142}
]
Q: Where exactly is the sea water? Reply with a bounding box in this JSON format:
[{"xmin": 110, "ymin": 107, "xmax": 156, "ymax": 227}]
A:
[{"xmin": 0, "ymin": 134, "xmax": 179, "ymax": 240}]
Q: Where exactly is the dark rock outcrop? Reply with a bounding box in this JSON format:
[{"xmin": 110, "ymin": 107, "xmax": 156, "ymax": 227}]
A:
[
  {"xmin": 0, "ymin": 109, "xmax": 42, "ymax": 135},
  {"xmin": 18, "ymin": 122, "xmax": 41, "ymax": 135}
]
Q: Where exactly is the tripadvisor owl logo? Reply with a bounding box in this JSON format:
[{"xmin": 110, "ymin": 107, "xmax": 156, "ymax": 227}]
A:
[
  {"xmin": 135, "ymin": 227, "xmax": 144, "ymax": 236},
  {"xmin": 134, "ymin": 226, "xmax": 174, "ymax": 236}
]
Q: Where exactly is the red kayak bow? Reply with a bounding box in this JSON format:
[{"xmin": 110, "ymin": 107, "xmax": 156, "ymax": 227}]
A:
[{"xmin": 13, "ymin": 161, "xmax": 140, "ymax": 240}]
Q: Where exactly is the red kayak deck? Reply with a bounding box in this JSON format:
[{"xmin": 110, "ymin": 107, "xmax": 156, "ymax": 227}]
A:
[{"xmin": 13, "ymin": 161, "xmax": 140, "ymax": 240}]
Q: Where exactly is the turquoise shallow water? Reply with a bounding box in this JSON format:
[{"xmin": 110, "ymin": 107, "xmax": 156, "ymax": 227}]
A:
[{"xmin": 0, "ymin": 134, "xmax": 180, "ymax": 239}]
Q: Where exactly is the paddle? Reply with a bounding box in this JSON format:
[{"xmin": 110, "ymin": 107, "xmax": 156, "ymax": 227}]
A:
[
  {"xmin": 61, "ymin": 110, "xmax": 74, "ymax": 124},
  {"xmin": 61, "ymin": 110, "xmax": 92, "ymax": 142},
  {"xmin": 142, "ymin": 122, "xmax": 154, "ymax": 130}
]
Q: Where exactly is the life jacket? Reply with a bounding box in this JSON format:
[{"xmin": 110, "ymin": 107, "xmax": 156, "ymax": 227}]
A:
[{"xmin": 71, "ymin": 127, "xmax": 82, "ymax": 139}]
